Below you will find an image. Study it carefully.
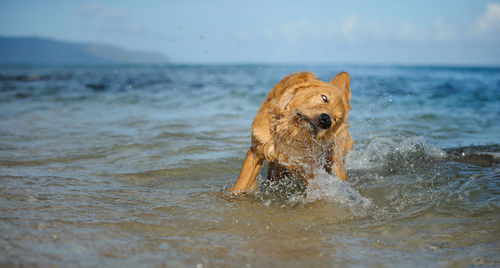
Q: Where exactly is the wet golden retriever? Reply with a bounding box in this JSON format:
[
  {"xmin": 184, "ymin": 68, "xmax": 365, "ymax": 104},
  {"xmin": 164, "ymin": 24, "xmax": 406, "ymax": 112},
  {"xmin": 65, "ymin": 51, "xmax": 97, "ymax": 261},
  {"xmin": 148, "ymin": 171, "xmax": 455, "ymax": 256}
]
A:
[{"xmin": 230, "ymin": 71, "xmax": 353, "ymax": 194}]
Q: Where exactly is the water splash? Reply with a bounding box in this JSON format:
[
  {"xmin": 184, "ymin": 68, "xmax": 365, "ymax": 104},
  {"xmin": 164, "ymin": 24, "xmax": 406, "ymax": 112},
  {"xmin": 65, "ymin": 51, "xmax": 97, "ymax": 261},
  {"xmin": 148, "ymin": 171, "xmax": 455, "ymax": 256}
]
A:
[
  {"xmin": 305, "ymin": 169, "xmax": 373, "ymax": 215},
  {"xmin": 256, "ymin": 162, "xmax": 373, "ymax": 217},
  {"xmin": 345, "ymin": 136, "xmax": 447, "ymax": 171},
  {"xmin": 256, "ymin": 136, "xmax": 451, "ymax": 218}
]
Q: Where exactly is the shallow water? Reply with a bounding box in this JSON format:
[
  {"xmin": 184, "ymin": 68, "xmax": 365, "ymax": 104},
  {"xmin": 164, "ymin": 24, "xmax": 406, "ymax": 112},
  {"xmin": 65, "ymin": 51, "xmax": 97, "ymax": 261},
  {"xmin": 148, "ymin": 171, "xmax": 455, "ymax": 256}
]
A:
[{"xmin": 0, "ymin": 64, "xmax": 499, "ymax": 267}]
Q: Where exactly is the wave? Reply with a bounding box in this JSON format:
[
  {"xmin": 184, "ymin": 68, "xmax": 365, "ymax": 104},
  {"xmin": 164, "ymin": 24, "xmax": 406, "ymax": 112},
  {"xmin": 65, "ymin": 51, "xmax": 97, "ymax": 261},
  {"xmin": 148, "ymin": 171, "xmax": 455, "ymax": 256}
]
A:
[{"xmin": 345, "ymin": 136, "xmax": 447, "ymax": 172}]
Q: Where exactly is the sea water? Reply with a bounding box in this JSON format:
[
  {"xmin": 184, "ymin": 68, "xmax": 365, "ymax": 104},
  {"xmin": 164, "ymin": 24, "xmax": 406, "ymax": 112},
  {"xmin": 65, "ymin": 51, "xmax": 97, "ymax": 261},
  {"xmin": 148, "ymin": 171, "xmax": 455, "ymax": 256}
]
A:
[{"xmin": 0, "ymin": 64, "xmax": 499, "ymax": 267}]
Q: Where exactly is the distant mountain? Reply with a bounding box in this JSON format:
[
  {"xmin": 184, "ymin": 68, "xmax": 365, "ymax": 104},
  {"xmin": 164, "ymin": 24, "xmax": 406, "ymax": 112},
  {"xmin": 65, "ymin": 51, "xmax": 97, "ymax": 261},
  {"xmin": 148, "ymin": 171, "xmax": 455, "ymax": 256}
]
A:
[{"xmin": 0, "ymin": 36, "xmax": 169, "ymax": 65}]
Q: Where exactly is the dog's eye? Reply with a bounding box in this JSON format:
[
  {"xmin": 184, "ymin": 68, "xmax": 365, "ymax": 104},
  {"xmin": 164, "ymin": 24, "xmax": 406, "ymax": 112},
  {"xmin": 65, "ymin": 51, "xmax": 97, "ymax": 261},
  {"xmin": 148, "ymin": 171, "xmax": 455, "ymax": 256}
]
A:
[{"xmin": 321, "ymin": 95, "xmax": 328, "ymax": 103}]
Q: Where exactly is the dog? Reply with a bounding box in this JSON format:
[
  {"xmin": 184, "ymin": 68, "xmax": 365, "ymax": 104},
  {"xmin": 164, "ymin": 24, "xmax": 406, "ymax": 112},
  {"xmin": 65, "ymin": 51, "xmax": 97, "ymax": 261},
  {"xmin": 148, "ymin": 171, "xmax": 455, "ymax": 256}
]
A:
[{"xmin": 230, "ymin": 71, "xmax": 353, "ymax": 194}]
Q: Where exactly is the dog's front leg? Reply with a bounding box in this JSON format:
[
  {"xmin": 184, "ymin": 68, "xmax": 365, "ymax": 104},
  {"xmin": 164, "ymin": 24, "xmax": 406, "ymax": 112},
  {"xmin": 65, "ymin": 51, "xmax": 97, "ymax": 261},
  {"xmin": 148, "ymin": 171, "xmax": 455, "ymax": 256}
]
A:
[
  {"xmin": 230, "ymin": 148, "xmax": 263, "ymax": 194},
  {"xmin": 327, "ymin": 127, "xmax": 353, "ymax": 181},
  {"xmin": 324, "ymin": 147, "xmax": 348, "ymax": 180},
  {"xmin": 332, "ymin": 151, "xmax": 348, "ymax": 181}
]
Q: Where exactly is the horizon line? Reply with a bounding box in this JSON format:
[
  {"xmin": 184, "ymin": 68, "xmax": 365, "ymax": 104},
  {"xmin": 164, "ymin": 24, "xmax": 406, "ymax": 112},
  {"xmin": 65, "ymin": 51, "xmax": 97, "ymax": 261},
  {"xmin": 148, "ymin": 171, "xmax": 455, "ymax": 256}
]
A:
[{"xmin": 2, "ymin": 62, "xmax": 500, "ymax": 69}]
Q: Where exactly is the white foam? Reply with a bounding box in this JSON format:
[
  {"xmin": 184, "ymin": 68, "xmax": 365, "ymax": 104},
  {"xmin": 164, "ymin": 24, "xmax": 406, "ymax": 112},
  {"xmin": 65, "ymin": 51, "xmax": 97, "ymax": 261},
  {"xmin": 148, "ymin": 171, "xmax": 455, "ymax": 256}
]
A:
[{"xmin": 345, "ymin": 136, "xmax": 447, "ymax": 170}]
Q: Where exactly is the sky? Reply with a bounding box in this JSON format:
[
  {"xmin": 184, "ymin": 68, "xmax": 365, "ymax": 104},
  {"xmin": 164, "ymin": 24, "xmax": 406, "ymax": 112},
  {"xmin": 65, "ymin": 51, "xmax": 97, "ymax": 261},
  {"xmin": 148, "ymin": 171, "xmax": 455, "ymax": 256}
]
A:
[{"xmin": 1, "ymin": 0, "xmax": 500, "ymax": 65}]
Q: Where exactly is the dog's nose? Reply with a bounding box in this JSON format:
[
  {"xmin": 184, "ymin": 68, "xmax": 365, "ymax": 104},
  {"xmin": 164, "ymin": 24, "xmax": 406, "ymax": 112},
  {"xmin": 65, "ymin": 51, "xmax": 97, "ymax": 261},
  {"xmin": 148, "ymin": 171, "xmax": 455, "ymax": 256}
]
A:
[{"xmin": 318, "ymin": 113, "xmax": 332, "ymax": 129}]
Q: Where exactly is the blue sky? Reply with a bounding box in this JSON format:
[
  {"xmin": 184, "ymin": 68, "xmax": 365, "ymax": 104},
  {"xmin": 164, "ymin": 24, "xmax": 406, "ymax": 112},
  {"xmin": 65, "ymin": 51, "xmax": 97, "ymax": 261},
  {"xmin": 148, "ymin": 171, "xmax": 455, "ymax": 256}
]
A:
[{"xmin": 1, "ymin": 0, "xmax": 499, "ymax": 65}]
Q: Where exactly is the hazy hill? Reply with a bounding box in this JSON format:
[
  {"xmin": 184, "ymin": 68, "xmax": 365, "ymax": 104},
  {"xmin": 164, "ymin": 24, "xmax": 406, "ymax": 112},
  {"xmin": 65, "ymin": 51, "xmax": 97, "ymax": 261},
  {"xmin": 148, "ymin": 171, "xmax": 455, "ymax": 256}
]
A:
[{"xmin": 0, "ymin": 36, "xmax": 169, "ymax": 65}]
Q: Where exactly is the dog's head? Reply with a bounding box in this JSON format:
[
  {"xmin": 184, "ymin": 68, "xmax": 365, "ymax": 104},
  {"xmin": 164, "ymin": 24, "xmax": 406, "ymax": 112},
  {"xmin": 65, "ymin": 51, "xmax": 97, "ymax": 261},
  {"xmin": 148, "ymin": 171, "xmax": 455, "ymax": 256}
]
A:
[{"xmin": 272, "ymin": 72, "xmax": 351, "ymax": 141}]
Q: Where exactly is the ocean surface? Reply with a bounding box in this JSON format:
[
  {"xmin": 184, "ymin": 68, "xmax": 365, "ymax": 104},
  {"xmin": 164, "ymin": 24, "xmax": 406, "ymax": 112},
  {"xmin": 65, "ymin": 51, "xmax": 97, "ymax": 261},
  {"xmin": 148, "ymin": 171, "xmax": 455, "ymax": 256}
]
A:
[{"xmin": 0, "ymin": 64, "xmax": 499, "ymax": 267}]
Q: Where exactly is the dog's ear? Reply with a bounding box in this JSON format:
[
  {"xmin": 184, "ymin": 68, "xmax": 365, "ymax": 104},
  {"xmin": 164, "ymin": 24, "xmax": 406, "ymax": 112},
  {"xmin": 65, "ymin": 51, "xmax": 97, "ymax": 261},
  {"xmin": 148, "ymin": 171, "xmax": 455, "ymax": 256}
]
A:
[
  {"xmin": 269, "ymin": 72, "xmax": 317, "ymax": 112},
  {"xmin": 330, "ymin": 72, "xmax": 351, "ymax": 109}
]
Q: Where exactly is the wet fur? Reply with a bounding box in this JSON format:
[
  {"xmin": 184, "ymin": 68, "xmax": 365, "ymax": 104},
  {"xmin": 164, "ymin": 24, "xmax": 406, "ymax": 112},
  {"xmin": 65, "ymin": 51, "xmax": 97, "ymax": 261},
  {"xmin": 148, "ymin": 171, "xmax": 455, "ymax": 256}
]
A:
[{"xmin": 231, "ymin": 71, "xmax": 353, "ymax": 194}]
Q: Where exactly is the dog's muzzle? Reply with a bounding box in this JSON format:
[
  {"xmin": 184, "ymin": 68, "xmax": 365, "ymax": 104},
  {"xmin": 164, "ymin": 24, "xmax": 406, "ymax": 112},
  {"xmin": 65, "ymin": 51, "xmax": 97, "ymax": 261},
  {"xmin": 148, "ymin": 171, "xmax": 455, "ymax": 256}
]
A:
[{"xmin": 318, "ymin": 113, "xmax": 332, "ymax": 129}]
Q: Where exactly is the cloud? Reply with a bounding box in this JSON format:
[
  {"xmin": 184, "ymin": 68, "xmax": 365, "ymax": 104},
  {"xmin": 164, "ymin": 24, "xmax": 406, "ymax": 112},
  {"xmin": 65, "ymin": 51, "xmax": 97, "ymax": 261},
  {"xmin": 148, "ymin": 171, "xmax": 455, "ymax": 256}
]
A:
[
  {"xmin": 339, "ymin": 15, "xmax": 359, "ymax": 40},
  {"xmin": 248, "ymin": 3, "xmax": 500, "ymax": 48},
  {"xmin": 431, "ymin": 17, "xmax": 457, "ymax": 43},
  {"xmin": 77, "ymin": 3, "xmax": 126, "ymax": 20},
  {"xmin": 77, "ymin": 3, "xmax": 144, "ymax": 34},
  {"xmin": 259, "ymin": 15, "xmax": 395, "ymax": 45},
  {"xmin": 472, "ymin": 3, "xmax": 500, "ymax": 41},
  {"xmin": 477, "ymin": 3, "xmax": 500, "ymax": 31}
]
